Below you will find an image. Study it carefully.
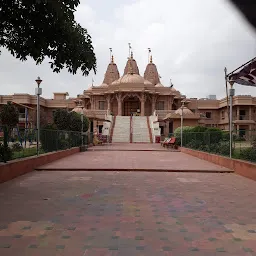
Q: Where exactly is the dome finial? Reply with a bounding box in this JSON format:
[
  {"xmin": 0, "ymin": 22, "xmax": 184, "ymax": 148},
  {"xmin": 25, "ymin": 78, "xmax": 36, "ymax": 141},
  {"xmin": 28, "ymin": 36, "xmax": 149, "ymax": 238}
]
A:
[
  {"xmin": 150, "ymin": 55, "xmax": 153, "ymax": 63},
  {"xmin": 131, "ymin": 51, "xmax": 133, "ymax": 59},
  {"xmin": 111, "ymin": 55, "xmax": 114, "ymax": 63},
  {"xmin": 109, "ymin": 47, "xmax": 113, "ymax": 62},
  {"xmin": 148, "ymin": 48, "xmax": 151, "ymax": 63}
]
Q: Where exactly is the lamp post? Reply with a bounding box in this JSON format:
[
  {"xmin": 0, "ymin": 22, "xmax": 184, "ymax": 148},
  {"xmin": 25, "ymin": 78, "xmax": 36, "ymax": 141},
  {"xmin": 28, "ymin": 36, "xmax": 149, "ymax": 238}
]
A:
[
  {"xmin": 180, "ymin": 101, "xmax": 185, "ymax": 147},
  {"xmin": 35, "ymin": 77, "xmax": 42, "ymax": 156},
  {"xmin": 229, "ymin": 84, "xmax": 235, "ymax": 158},
  {"xmin": 81, "ymin": 107, "xmax": 84, "ymax": 146}
]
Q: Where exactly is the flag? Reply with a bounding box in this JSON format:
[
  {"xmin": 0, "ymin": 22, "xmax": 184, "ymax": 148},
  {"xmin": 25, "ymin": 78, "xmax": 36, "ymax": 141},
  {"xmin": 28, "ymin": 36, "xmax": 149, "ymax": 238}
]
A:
[{"xmin": 228, "ymin": 58, "xmax": 256, "ymax": 87}]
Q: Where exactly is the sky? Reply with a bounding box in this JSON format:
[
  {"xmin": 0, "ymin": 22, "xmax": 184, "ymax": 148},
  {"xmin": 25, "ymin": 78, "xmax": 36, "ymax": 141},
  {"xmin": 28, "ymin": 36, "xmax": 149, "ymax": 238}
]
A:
[{"xmin": 0, "ymin": 0, "xmax": 256, "ymax": 99}]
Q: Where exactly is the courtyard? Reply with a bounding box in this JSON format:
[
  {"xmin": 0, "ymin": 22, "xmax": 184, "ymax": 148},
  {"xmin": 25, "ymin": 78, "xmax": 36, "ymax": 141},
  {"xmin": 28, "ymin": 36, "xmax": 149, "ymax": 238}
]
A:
[{"xmin": 0, "ymin": 144, "xmax": 255, "ymax": 255}]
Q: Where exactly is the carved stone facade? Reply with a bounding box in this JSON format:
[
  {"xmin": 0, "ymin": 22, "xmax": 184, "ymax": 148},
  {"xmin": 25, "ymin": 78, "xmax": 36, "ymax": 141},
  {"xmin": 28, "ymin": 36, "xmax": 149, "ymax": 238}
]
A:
[{"xmin": 82, "ymin": 53, "xmax": 183, "ymax": 118}]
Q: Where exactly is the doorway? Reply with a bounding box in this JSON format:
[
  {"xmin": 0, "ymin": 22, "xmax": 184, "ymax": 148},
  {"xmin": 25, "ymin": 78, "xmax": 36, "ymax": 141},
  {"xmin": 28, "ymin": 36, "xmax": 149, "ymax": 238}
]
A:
[{"xmin": 123, "ymin": 97, "xmax": 140, "ymax": 116}]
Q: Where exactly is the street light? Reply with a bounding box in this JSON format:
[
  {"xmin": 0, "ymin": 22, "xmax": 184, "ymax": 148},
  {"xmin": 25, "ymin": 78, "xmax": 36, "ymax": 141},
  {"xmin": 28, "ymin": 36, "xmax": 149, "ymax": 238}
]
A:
[
  {"xmin": 229, "ymin": 84, "xmax": 235, "ymax": 158},
  {"xmin": 35, "ymin": 77, "xmax": 42, "ymax": 156},
  {"xmin": 180, "ymin": 101, "xmax": 185, "ymax": 147},
  {"xmin": 81, "ymin": 107, "xmax": 84, "ymax": 146}
]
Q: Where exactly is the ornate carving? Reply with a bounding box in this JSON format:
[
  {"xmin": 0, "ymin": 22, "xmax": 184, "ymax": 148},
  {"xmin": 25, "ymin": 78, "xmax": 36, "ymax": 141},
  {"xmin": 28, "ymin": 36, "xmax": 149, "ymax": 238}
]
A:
[
  {"xmin": 121, "ymin": 93, "xmax": 141, "ymax": 102},
  {"xmin": 115, "ymin": 93, "xmax": 122, "ymax": 102}
]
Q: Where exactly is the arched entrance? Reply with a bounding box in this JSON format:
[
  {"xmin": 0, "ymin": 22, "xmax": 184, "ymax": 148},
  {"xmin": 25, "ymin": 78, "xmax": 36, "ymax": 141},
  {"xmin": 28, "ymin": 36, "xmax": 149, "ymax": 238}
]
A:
[{"xmin": 123, "ymin": 95, "xmax": 140, "ymax": 116}]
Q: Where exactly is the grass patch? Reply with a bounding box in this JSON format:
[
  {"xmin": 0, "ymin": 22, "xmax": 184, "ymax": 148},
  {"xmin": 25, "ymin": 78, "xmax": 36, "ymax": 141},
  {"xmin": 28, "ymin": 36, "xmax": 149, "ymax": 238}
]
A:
[{"xmin": 12, "ymin": 147, "xmax": 44, "ymax": 160}]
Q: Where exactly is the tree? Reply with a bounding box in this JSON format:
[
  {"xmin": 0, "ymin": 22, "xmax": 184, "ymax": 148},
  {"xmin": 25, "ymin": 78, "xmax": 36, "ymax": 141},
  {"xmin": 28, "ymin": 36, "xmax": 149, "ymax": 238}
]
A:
[
  {"xmin": 53, "ymin": 109, "xmax": 70, "ymax": 130},
  {"xmin": 0, "ymin": 0, "xmax": 96, "ymax": 76},
  {"xmin": 0, "ymin": 102, "xmax": 19, "ymax": 128},
  {"xmin": 53, "ymin": 109, "xmax": 89, "ymax": 132}
]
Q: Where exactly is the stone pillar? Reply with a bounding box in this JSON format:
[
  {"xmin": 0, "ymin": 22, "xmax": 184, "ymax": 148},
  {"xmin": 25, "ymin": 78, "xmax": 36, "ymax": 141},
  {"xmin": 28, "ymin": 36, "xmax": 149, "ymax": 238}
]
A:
[
  {"xmin": 107, "ymin": 95, "xmax": 111, "ymax": 113},
  {"xmin": 249, "ymin": 125, "xmax": 252, "ymax": 139},
  {"xmin": 152, "ymin": 95, "xmax": 157, "ymax": 115},
  {"xmin": 249, "ymin": 106, "xmax": 252, "ymax": 120},
  {"xmin": 141, "ymin": 93, "xmax": 145, "ymax": 116},
  {"xmin": 236, "ymin": 106, "xmax": 240, "ymax": 120},
  {"xmin": 116, "ymin": 93, "xmax": 122, "ymax": 116}
]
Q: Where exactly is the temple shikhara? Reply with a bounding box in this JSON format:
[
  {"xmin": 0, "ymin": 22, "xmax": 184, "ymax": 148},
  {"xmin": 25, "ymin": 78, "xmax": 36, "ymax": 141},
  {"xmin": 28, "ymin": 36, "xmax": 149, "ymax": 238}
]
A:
[{"xmin": 0, "ymin": 50, "xmax": 256, "ymax": 143}]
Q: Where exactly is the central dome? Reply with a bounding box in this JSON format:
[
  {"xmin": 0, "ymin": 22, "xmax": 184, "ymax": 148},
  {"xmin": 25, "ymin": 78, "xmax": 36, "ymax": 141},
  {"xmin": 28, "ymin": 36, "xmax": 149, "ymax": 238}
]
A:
[{"xmin": 120, "ymin": 74, "xmax": 145, "ymax": 84}]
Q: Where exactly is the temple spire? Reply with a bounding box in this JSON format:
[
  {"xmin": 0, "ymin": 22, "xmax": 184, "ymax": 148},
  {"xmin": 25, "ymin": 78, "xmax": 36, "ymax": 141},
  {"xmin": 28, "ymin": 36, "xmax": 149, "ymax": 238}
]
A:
[
  {"xmin": 144, "ymin": 54, "xmax": 160, "ymax": 85},
  {"xmin": 127, "ymin": 58, "xmax": 133, "ymax": 74},
  {"xmin": 111, "ymin": 55, "xmax": 114, "ymax": 63}
]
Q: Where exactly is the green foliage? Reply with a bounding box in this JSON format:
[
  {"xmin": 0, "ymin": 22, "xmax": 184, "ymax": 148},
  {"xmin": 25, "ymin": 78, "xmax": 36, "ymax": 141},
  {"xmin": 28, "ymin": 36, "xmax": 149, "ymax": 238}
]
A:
[
  {"xmin": 207, "ymin": 128, "xmax": 222, "ymax": 144},
  {"xmin": 54, "ymin": 109, "xmax": 70, "ymax": 130},
  {"xmin": 12, "ymin": 142, "xmax": 23, "ymax": 152},
  {"xmin": 53, "ymin": 109, "xmax": 89, "ymax": 132},
  {"xmin": 252, "ymin": 138, "xmax": 256, "ymax": 149},
  {"xmin": 0, "ymin": 102, "xmax": 19, "ymax": 128},
  {"xmin": 40, "ymin": 124, "xmax": 59, "ymax": 152},
  {"xmin": 239, "ymin": 147, "xmax": 256, "ymax": 162},
  {"xmin": 0, "ymin": 143, "xmax": 12, "ymax": 162},
  {"xmin": 0, "ymin": 0, "xmax": 96, "ymax": 76}
]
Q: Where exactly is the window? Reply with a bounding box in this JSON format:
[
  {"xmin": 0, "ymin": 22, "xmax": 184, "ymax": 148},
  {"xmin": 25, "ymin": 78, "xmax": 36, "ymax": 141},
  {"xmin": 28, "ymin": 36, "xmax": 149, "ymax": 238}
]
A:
[
  {"xmin": 99, "ymin": 101, "xmax": 105, "ymax": 110},
  {"xmin": 159, "ymin": 125, "xmax": 164, "ymax": 135},
  {"xmin": 156, "ymin": 101, "xmax": 164, "ymax": 110},
  {"xmin": 18, "ymin": 107, "xmax": 26, "ymax": 119},
  {"xmin": 205, "ymin": 112, "xmax": 212, "ymax": 119},
  {"xmin": 221, "ymin": 110, "xmax": 225, "ymax": 119}
]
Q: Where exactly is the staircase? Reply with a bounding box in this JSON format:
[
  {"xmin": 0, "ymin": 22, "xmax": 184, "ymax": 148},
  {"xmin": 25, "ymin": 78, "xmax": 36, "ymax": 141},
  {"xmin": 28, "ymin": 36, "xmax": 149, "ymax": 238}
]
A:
[
  {"xmin": 112, "ymin": 116, "xmax": 130, "ymax": 143},
  {"xmin": 132, "ymin": 116, "xmax": 151, "ymax": 143}
]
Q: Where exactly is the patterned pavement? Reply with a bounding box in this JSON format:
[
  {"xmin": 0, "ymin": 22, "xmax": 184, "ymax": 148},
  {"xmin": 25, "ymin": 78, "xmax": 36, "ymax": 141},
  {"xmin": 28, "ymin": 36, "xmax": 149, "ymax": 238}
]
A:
[
  {"xmin": 0, "ymin": 171, "xmax": 255, "ymax": 255},
  {"xmin": 36, "ymin": 151, "xmax": 232, "ymax": 172}
]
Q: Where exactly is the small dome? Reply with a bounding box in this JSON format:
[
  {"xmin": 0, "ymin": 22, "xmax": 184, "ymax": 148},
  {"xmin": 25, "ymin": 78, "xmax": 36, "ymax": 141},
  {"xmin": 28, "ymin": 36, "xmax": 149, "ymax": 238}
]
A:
[
  {"xmin": 72, "ymin": 106, "xmax": 86, "ymax": 115},
  {"xmin": 155, "ymin": 83, "xmax": 164, "ymax": 87},
  {"xmin": 175, "ymin": 106, "xmax": 193, "ymax": 116}
]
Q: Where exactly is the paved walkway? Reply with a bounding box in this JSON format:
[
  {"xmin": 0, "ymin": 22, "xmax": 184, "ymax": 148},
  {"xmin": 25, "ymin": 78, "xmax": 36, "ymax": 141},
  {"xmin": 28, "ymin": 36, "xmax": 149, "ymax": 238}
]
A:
[
  {"xmin": 88, "ymin": 143, "xmax": 174, "ymax": 151},
  {"xmin": 0, "ymin": 171, "xmax": 255, "ymax": 256},
  {"xmin": 37, "ymin": 144, "xmax": 232, "ymax": 172}
]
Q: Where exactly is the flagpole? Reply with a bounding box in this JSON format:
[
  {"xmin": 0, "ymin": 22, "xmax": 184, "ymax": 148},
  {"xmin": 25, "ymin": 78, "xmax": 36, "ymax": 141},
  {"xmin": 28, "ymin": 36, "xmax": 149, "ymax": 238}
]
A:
[
  {"xmin": 148, "ymin": 48, "xmax": 151, "ymax": 63},
  {"xmin": 128, "ymin": 43, "xmax": 131, "ymax": 58},
  {"xmin": 109, "ymin": 48, "xmax": 112, "ymax": 62},
  {"xmin": 224, "ymin": 67, "xmax": 230, "ymax": 138}
]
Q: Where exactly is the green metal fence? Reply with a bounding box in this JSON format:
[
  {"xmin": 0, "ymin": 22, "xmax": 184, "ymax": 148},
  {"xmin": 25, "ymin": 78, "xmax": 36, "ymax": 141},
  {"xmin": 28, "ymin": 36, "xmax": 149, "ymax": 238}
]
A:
[
  {"xmin": 169, "ymin": 130, "xmax": 256, "ymax": 163},
  {"xmin": 0, "ymin": 126, "xmax": 93, "ymax": 162}
]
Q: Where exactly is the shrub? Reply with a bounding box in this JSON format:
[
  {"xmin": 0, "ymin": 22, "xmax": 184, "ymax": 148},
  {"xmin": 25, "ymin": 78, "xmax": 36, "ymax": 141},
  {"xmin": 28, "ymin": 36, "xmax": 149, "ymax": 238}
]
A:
[
  {"xmin": 40, "ymin": 124, "xmax": 59, "ymax": 152},
  {"xmin": 218, "ymin": 142, "xmax": 230, "ymax": 156},
  {"xmin": 12, "ymin": 142, "xmax": 23, "ymax": 152},
  {"xmin": 239, "ymin": 147, "xmax": 256, "ymax": 162},
  {"xmin": 251, "ymin": 138, "xmax": 256, "ymax": 149},
  {"xmin": 207, "ymin": 128, "xmax": 223, "ymax": 144},
  {"xmin": 221, "ymin": 131, "xmax": 230, "ymax": 141},
  {"xmin": 0, "ymin": 143, "xmax": 12, "ymax": 162}
]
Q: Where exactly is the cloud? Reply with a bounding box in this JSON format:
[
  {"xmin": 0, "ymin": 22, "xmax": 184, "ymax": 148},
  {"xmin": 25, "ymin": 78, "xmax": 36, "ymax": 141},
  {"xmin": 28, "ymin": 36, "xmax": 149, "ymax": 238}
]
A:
[{"xmin": 0, "ymin": 0, "xmax": 255, "ymax": 99}]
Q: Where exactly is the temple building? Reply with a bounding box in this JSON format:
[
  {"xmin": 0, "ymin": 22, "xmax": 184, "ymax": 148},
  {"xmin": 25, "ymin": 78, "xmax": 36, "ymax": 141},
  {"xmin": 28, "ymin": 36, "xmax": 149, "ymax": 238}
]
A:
[{"xmin": 0, "ymin": 51, "xmax": 256, "ymax": 142}]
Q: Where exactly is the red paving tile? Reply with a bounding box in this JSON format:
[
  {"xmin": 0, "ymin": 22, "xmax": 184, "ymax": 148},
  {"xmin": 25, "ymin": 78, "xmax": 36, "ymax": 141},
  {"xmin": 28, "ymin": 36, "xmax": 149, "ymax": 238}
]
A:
[
  {"xmin": 0, "ymin": 171, "xmax": 255, "ymax": 256},
  {"xmin": 37, "ymin": 146, "xmax": 232, "ymax": 172}
]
